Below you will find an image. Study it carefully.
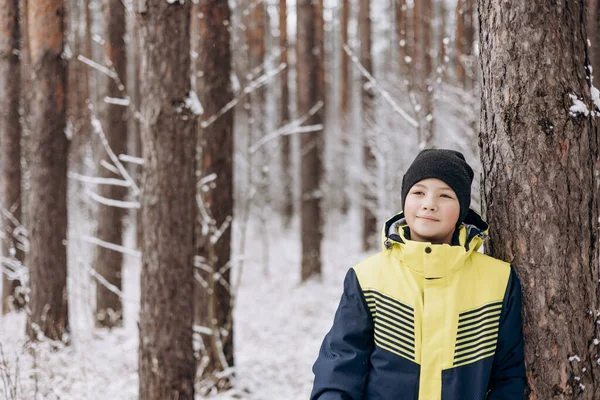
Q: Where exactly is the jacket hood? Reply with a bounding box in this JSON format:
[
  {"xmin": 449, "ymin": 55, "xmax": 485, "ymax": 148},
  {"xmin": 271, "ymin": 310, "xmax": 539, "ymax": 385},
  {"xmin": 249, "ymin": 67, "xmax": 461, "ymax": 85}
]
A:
[{"xmin": 382, "ymin": 208, "xmax": 489, "ymax": 252}]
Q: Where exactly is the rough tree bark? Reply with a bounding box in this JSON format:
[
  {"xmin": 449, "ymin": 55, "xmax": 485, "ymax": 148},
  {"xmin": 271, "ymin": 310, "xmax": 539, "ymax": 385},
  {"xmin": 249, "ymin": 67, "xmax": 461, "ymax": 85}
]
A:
[
  {"xmin": 479, "ymin": 1, "xmax": 600, "ymax": 398},
  {"xmin": 0, "ymin": 0, "xmax": 24, "ymax": 313},
  {"xmin": 194, "ymin": 0, "xmax": 235, "ymax": 393},
  {"xmin": 137, "ymin": 1, "xmax": 195, "ymax": 399},
  {"xmin": 26, "ymin": 0, "xmax": 69, "ymax": 341},
  {"xmin": 297, "ymin": 0, "xmax": 324, "ymax": 280},
  {"xmin": 94, "ymin": 0, "xmax": 127, "ymax": 328}
]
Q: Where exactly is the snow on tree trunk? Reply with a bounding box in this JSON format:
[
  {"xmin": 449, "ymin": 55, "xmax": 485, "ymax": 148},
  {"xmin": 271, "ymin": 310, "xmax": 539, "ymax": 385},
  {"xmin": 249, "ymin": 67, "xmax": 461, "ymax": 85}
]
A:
[
  {"xmin": 479, "ymin": 0, "xmax": 600, "ymax": 397},
  {"xmin": 137, "ymin": 1, "xmax": 195, "ymax": 399},
  {"xmin": 94, "ymin": 0, "xmax": 127, "ymax": 328},
  {"xmin": 297, "ymin": 0, "xmax": 324, "ymax": 281},
  {"xmin": 0, "ymin": 0, "xmax": 24, "ymax": 313}
]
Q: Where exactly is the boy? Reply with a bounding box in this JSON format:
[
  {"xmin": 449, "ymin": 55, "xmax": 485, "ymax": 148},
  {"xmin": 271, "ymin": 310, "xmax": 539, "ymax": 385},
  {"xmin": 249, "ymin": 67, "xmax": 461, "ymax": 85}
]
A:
[{"xmin": 310, "ymin": 149, "xmax": 526, "ymax": 400}]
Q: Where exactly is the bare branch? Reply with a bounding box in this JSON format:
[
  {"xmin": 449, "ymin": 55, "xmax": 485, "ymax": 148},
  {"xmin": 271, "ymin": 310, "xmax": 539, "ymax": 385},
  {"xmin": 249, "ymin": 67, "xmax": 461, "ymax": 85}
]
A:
[
  {"xmin": 68, "ymin": 171, "xmax": 130, "ymax": 187},
  {"xmin": 200, "ymin": 62, "xmax": 287, "ymax": 129},
  {"xmin": 343, "ymin": 44, "xmax": 419, "ymax": 128},
  {"xmin": 85, "ymin": 189, "xmax": 141, "ymax": 209}
]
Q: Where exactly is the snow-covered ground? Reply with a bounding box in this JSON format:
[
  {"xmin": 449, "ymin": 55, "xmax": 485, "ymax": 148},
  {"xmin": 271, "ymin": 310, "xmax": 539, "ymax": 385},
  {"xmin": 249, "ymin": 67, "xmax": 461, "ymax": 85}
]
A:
[{"xmin": 0, "ymin": 208, "xmax": 369, "ymax": 399}]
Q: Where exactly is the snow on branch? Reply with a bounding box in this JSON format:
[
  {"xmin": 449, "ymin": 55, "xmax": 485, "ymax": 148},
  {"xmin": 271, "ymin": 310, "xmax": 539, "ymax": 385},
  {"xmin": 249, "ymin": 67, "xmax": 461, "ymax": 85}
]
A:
[
  {"xmin": 68, "ymin": 171, "xmax": 130, "ymax": 187},
  {"xmin": 78, "ymin": 55, "xmax": 125, "ymax": 91},
  {"xmin": 90, "ymin": 112, "xmax": 140, "ymax": 195},
  {"xmin": 210, "ymin": 216, "xmax": 232, "ymax": 245},
  {"xmin": 78, "ymin": 55, "xmax": 117, "ymax": 79},
  {"xmin": 100, "ymin": 159, "xmax": 120, "ymax": 175},
  {"xmin": 343, "ymin": 44, "xmax": 419, "ymax": 128},
  {"xmin": 85, "ymin": 189, "xmax": 141, "ymax": 209},
  {"xmin": 200, "ymin": 62, "xmax": 287, "ymax": 129},
  {"xmin": 249, "ymin": 101, "xmax": 324, "ymax": 153},
  {"xmin": 118, "ymin": 154, "xmax": 144, "ymax": 165},
  {"xmin": 103, "ymin": 96, "xmax": 130, "ymax": 106},
  {"xmin": 79, "ymin": 234, "xmax": 142, "ymax": 258},
  {"xmin": 85, "ymin": 263, "xmax": 138, "ymax": 304}
]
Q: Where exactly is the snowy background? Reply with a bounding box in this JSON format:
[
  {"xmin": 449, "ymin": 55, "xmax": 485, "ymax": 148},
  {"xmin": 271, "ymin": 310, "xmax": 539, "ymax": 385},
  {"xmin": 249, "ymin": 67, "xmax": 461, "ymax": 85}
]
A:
[{"xmin": 1, "ymin": 208, "xmax": 368, "ymax": 399}]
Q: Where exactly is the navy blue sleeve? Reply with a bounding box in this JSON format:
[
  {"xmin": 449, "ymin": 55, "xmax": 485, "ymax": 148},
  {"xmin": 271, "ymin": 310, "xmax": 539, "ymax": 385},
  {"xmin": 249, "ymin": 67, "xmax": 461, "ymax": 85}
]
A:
[
  {"xmin": 310, "ymin": 268, "xmax": 375, "ymax": 400},
  {"xmin": 487, "ymin": 265, "xmax": 526, "ymax": 399}
]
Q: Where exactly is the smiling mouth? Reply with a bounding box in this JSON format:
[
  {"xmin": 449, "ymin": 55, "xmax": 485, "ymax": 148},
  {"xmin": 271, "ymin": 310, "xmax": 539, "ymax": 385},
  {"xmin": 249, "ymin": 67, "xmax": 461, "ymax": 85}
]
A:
[{"xmin": 417, "ymin": 216, "xmax": 439, "ymax": 222}]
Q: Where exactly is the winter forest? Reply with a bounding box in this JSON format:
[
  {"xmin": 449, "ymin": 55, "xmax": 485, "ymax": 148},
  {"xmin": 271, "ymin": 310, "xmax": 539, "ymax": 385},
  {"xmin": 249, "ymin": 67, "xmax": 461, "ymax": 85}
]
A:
[{"xmin": 1, "ymin": 0, "xmax": 600, "ymax": 398}]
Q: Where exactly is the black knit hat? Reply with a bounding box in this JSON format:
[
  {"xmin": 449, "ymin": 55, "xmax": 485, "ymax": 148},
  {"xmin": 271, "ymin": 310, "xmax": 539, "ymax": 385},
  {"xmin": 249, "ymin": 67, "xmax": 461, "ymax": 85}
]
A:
[{"xmin": 401, "ymin": 149, "xmax": 474, "ymax": 225}]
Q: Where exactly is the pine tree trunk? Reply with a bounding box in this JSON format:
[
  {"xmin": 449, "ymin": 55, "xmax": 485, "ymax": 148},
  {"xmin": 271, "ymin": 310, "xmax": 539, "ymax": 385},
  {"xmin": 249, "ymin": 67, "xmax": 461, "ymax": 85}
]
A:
[
  {"xmin": 438, "ymin": 0, "xmax": 447, "ymax": 81},
  {"xmin": 133, "ymin": 8, "xmax": 143, "ymax": 251},
  {"xmin": 588, "ymin": 0, "xmax": 600, "ymax": 81},
  {"xmin": 298, "ymin": 0, "xmax": 324, "ymax": 281},
  {"xmin": 463, "ymin": 0, "xmax": 475, "ymax": 89},
  {"xmin": 358, "ymin": 0, "xmax": 376, "ymax": 250},
  {"xmin": 280, "ymin": 0, "xmax": 293, "ymax": 226},
  {"xmin": 94, "ymin": 0, "xmax": 127, "ymax": 328},
  {"xmin": 194, "ymin": 0, "xmax": 235, "ymax": 392},
  {"xmin": 247, "ymin": 1, "xmax": 268, "ymax": 204},
  {"xmin": 137, "ymin": 1, "xmax": 195, "ymax": 398},
  {"xmin": 396, "ymin": 0, "xmax": 409, "ymax": 77},
  {"xmin": 479, "ymin": 1, "xmax": 600, "ymax": 397},
  {"xmin": 422, "ymin": 0, "xmax": 434, "ymax": 146},
  {"xmin": 0, "ymin": 0, "xmax": 24, "ymax": 313},
  {"xmin": 26, "ymin": 0, "xmax": 69, "ymax": 341},
  {"xmin": 455, "ymin": 0, "xmax": 466, "ymax": 87},
  {"xmin": 339, "ymin": 0, "xmax": 351, "ymax": 215},
  {"xmin": 67, "ymin": 0, "xmax": 91, "ymax": 179}
]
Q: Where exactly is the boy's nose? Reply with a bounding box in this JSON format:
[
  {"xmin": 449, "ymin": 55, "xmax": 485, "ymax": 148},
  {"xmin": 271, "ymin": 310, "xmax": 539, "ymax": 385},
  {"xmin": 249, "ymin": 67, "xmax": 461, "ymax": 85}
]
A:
[{"xmin": 422, "ymin": 198, "xmax": 437, "ymax": 210}]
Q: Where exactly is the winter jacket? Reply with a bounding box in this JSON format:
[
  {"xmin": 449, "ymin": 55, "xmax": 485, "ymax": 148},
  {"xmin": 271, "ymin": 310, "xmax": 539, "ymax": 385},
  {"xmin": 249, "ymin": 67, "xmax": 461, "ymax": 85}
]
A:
[{"xmin": 310, "ymin": 210, "xmax": 526, "ymax": 400}]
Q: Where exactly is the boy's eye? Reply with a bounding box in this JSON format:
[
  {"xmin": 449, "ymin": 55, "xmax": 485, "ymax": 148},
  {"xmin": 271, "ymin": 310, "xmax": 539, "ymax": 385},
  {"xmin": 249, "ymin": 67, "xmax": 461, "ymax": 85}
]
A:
[
  {"xmin": 411, "ymin": 191, "xmax": 424, "ymax": 195},
  {"xmin": 441, "ymin": 194, "xmax": 453, "ymax": 199}
]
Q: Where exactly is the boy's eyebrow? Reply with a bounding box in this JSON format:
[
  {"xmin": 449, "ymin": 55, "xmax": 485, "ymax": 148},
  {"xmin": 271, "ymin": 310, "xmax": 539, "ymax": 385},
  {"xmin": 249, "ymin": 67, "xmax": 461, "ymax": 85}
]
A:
[{"xmin": 412, "ymin": 183, "xmax": 453, "ymax": 191}]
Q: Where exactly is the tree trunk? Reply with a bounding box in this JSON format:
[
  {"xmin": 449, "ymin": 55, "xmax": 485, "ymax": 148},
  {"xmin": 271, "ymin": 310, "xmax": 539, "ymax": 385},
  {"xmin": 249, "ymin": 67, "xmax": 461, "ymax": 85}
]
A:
[
  {"xmin": 358, "ymin": 0, "xmax": 376, "ymax": 251},
  {"xmin": 463, "ymin": 0, "xmax": 476, "ymax": 89},
  {"xmin": 455, "ymin": 0, "xmax": 466, "ymax": 87},
  {"xmin": 0, "ymin": 0, "xmax": 24, "ymax": 313},
  {"xmin": 247, "ymin": 0, "xmax": 268, "ymax": 202},
  {"xmin": 438, "ymin": 0, "xmax": 447, "ymax": 81},
  {"xmin": 421, "ymin": 0, "xmax": 434, "ymax": 146},
  {"xmin": 588, "ymin": 0, "xmax": 600, "ymax": 81},
  {"xmin": 94, "ymin": 0, "xmax": 127, "ymax": 328},
  {"xmin": 280, "ymin": 0, "xmax": 293, "ymax": 226},
  {"xmin": 297, "ymin": 0, "xmax": 324, "ymax": 281},
  {"xmin": 67, "ymin": 0, "xmax": 92, "ymax": 179},
  {"xmin": 26, "ymin": 0, "xmax": 69, "ymax": 342},
  {"xmin": 479, "ymin": 1, "xmax": 600, "ymax": 398},
  {"xmin": 194, "ymin": 0, "xmax": 235, "ymax": 393},
  {"xmin": 339, "ymin": 0, "xmax": 351, "ymax": 215},
  {"xmin": 137, "ymin": 1, "xmax": 195, "ymax": 399},
  {"xmin": 133, "ymin": 7, "xmax": 143, "ymax": 251},
  {"xmin": 396, "ymin": 0, "xmax": 410, "ymax": 78},
  {"xmin": 412, "ymin": 0, "xmax": 422, "ymax": 74}
]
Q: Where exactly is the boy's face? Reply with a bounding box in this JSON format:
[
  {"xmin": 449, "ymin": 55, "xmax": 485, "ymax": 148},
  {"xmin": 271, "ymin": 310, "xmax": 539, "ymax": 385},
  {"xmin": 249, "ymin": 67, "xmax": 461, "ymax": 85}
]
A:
[{"xmin": 404, "ymin": 178, "xmax": 460, "ymax": 244}]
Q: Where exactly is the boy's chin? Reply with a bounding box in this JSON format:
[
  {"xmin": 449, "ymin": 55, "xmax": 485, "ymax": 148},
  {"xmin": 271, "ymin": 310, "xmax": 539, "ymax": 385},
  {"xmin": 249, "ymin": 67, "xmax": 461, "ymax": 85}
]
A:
[{"xmin": 411, "ymin": 229, "xmax": 452, "ymax": 244}]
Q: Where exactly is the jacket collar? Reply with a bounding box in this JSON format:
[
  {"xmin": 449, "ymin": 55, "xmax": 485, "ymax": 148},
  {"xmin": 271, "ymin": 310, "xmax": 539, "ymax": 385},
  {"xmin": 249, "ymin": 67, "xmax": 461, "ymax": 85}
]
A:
[{"xmin": 381, "ymin": 209, "xmax": 489, "ymax": 276}]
